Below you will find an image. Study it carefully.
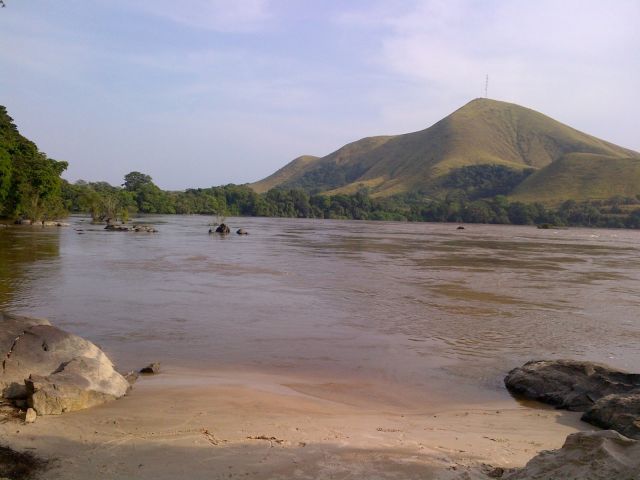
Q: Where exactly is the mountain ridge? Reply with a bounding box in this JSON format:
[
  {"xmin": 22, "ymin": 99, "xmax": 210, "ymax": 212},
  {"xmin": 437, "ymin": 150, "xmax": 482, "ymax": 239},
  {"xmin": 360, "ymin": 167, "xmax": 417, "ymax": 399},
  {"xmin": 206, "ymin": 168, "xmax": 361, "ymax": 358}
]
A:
[{"xmin": 250, "ymin": 98, "xmax": 640, "ymax": 202}]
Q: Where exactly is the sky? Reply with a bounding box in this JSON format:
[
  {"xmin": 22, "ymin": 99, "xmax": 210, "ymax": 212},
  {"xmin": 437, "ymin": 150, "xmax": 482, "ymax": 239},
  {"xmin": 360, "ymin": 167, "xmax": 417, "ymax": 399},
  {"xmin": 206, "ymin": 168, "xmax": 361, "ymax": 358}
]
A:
[{"xmin": 1, "ymin": 0, "xmax": 639, "ymax": 190}]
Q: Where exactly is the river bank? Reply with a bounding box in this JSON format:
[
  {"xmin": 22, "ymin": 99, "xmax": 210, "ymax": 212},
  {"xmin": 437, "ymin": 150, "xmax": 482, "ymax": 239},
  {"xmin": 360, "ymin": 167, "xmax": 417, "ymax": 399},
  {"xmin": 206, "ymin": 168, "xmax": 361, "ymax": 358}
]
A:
[{"xmin": 0, "ymin": 366, "xmax": 587, "ymax": 479}]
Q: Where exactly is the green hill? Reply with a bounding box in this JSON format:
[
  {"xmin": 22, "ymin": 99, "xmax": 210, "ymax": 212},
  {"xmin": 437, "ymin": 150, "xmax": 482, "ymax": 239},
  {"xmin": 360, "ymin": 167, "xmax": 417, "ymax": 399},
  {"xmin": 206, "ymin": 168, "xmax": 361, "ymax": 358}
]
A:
[
  {"xmin": 251, "ymin": 155, "xmax": 320, "ymax": 193},
  {"xmin": 510, "ymin": 153, "xmax": 640, "ymax": 204},
  {"xmin": 250, "ymin": 98, "xmax": 640, "ymax": 200}
]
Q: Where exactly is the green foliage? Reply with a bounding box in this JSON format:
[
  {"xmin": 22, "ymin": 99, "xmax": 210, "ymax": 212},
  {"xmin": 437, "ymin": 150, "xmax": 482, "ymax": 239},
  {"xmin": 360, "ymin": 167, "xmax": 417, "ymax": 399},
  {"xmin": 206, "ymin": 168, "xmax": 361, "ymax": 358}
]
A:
[
  {"xmin": 123, "ymin": 171, "xmax": 153, "ymax": 191},
  {"xmin": 0, "ymin": 106, "xmax": 68, "ymax": 221},
  {"xmin": 0, "ymin": 147, "xmax": 11, "ymax": 209},
  {"xmin": 63, "ymin": 172, "xmax": 640, "ymax": 230},
  {"xmin": 443, "ymin": 164, "xmax": 534, "ymax": 199}
]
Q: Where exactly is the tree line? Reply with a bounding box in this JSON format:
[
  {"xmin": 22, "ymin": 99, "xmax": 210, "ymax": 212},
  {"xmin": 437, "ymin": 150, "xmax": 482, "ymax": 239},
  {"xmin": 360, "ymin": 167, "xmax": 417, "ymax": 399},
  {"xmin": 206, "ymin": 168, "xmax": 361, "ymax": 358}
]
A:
[
  {"xmin": 4, "ymin": 104, "xmax": 640, "ymax": 229},
  {"xmin": 61, "ymin": 172, "xmax": 640, "ymax": 229}
]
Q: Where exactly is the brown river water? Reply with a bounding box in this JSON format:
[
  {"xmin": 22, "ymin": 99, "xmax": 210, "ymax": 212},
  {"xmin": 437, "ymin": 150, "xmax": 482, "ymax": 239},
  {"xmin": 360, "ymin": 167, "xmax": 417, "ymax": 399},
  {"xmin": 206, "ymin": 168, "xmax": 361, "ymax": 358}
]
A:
[{"xmin": 1, "ymin": 216, "xmax": 639, "ymax": 404}]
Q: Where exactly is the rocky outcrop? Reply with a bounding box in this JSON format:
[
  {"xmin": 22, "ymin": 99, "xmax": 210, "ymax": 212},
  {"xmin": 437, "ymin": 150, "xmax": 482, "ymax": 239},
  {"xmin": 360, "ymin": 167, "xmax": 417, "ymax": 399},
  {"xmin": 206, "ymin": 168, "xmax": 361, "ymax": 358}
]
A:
[
  {"xmin": 504, "ymin": 430, "xmax": 640, "ymax": 480},
  {"xmin": 504, "ymin": 360, "xmax": 640, "ymax": 411},
  {"xmin": 505, "ymin": 360, "xmax": 640, "ymax": 440},
  {"xmin": 215, "ymin": 223, "xmax": 230, "ymax": 234},
  {"xmin": 104, "ymin": 224, "xmax": 157, "ymax": 232},
  {"xmin": 140, "ymin": 362, "xmax": 160, "ymax": 374},
  {"xmin": 1, "ymin": 312, "xmax": 130, "ymax": 415},
  {"xmin": 582, "ymin": 392, "xmax": 640, "ymax": 440}
]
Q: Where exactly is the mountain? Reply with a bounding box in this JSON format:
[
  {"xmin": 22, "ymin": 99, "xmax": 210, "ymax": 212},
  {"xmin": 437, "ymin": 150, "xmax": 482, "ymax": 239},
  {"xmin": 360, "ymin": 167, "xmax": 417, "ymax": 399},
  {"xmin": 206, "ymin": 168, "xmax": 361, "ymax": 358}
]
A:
[{"xmin": 250, "ymin": 98, "xmax": 640, "ymax": 202}]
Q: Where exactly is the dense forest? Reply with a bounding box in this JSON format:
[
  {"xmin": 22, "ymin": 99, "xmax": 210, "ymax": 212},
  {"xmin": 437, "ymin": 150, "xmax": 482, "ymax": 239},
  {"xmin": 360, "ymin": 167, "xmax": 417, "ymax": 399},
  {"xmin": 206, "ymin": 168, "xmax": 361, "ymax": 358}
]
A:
[
  {"xmin": 3, "ymin": 104, "xmax": 640, "ymax": 229},
  {"xmin": 61, "ymin": 173, "xmax": 640, "ymax": 229},
  {"xmin": 0, "ymin": 107, "xmax": 68, "ymax": 221}
]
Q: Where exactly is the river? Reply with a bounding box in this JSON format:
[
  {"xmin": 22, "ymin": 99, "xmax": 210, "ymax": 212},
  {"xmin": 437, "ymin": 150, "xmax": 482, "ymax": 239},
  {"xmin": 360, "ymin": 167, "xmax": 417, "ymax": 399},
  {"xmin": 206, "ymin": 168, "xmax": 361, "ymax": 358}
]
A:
[{"xmin": 1, "ymin": 216, "xmax": 639, "ymax": 404}]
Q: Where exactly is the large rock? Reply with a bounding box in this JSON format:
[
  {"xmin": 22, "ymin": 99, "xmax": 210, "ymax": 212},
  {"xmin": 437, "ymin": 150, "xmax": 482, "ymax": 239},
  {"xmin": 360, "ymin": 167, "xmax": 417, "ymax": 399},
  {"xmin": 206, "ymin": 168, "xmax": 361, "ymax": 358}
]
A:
[
  {"xmin": 1, "ymin": 312, "xmax": 130, "ymax": 414},
  {"xmin": 582, "ymin": 392, "xmax": 640, "ymax": 440},
  {"xmin": 215, "ymin": 223, "xmax": 230, "ymax": 234},
  {"xmin": 504, "ymin": 430, "xmax": 640, "ymax": 480},
  {"xmin": 504, "ymin": 360, "xmax": 640, "ymax": 411},
  {"xmin": 0, "ymin": 312, "xmax": 50, "ymax": 364}
]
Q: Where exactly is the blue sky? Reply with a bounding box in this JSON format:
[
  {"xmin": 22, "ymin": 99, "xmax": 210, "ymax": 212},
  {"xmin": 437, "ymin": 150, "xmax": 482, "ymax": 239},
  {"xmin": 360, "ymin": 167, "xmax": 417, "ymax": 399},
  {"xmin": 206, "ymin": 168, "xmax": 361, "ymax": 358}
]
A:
[{"xmin": 1, "ymin": 0, "xmax": 639, "ymax": 189}]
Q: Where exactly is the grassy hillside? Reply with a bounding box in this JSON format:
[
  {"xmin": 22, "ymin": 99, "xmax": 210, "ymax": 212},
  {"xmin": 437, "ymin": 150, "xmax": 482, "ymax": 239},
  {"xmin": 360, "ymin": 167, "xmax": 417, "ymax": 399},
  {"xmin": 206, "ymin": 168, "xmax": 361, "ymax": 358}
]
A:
[
  {"xmin": 510, "ymin": 153, "xmax": 640, "ymax": 204},
  {"xmin": 251, "ymin": 155, "xmax": 320, "ymax": 193},
  {"xmin": 250, "ymin": 98, "xmax": 640, "ymax": 199}
]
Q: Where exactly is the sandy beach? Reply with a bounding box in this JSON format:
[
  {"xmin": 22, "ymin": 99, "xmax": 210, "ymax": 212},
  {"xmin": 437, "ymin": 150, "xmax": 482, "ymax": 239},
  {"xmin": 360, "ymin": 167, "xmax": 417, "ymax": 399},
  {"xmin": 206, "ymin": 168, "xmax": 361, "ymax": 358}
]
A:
[{"xmin": 1, "ymin": 366, "xmax": 588, "ymax": 479}]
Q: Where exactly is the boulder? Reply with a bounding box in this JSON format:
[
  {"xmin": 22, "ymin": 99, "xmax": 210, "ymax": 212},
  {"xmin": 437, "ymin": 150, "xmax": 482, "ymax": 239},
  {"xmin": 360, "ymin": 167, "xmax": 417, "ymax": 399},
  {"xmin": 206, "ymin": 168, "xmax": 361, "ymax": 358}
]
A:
[
  {"xmin": 140, "ymin": 362, "xmax": 160, "ymax": 374},
  {"xmin": 104, "ymin": 223, "xmax": 130, "ymax": 231},
  {"xmin": 132, "ymin": 225, "xmax": 157, "ymax": 233},
  {"xmin": 1, "ymin": 312, "xmax": 129, "ymax": 415},
  {"xmin": 0, "ymin": 312, "xmax": 51, "ymax": 365},
  {"xmin": 215, "ymin": 223, "xmax": 230, "ymax": 234},
  {"xmin": 236, "ymin": 228, "xmax": 249, "ymax": 235},
  {"xmin": 582, "ymin": 392, "xmax": 640, "ymax": 440},
  {"xmin": 504, "ymin": 430, "xmax": 640, "ymax": 480},
  {"xmin": 504, "ymin": 360, "xmax": 640, "ymax": 411}
]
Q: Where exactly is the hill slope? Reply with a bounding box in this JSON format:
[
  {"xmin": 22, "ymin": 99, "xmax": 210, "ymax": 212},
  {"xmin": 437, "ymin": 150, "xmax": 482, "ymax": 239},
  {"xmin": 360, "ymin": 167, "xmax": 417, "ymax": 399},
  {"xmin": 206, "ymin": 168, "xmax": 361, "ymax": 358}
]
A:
[
  {"xmin": 250, "ymin": 98, "xmax": 640, "ymax": 198},
  {"xmin": 510, "ymin": 153, "xmax": 640, "ymax": 204}
]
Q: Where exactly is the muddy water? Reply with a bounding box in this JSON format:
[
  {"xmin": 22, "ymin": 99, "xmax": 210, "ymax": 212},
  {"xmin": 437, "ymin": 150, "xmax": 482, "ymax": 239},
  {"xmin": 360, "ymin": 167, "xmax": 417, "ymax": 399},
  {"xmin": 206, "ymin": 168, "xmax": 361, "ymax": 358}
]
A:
[{"xmin": 1, "ymin": 216, "xmax": 639, "ymax": 404}]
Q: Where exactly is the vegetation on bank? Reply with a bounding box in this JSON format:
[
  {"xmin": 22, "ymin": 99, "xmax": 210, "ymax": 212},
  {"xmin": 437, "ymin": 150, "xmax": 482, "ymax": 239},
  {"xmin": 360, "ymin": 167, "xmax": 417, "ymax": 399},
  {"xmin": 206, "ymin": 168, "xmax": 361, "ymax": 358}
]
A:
[
  {"xmin": 0, "ymin": 107, "xmax": 68, "ymax": 222},
  {"xmin": 3, "ymin": 104, "xmax": 640, "ymax": 229},
  {"xmin": 61, "ymin": 175, "xmax": 640, "ymax": 229}
]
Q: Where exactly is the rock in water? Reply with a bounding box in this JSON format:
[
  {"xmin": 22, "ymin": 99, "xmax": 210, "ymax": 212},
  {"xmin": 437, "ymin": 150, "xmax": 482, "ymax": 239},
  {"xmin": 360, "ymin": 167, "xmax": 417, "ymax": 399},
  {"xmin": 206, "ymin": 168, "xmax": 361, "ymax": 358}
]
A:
[
  {"xmin": 582, "ymin": 392, "xmax": 640, "ymax": 440},
  {"xmin": 504, "ymin": 360, "xmax": 640, "ymax": 411},
  {"xmin": 104, "ymin": 223, "xmax": 130, "ymax": 231},
  {"xmin": 236, "ymin": 228, "xmax": 248, "ymax": 235},
  {"xmin": 215, "ymin": 223, "xmax": 230, "ymax": 234},
  {"xmin": 504, "ymin": 430, "xmax": 640, "ymax": 480},
  {"xmin": 0, "ymin": 312, "xmax": 130, "ymax": 415},
  {"xmin": 140, "ymin": 362, "xmax": 160, "ymax": 374}
]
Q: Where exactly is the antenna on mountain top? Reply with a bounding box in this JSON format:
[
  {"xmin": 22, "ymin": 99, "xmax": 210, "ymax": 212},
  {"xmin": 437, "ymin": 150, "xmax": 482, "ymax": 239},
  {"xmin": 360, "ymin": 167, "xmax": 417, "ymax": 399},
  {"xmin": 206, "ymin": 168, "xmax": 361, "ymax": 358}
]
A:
[{"xmin": 485, "ymin": 74, "xmax": 489, "ymax": 98}]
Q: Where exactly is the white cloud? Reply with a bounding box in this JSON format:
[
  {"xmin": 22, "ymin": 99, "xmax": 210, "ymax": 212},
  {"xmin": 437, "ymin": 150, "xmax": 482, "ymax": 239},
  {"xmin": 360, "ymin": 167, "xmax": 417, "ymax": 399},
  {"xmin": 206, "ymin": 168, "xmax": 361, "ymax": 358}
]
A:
[{"xmin": 335, "ymin": 0, "xmax": 640, "ymax": 149}]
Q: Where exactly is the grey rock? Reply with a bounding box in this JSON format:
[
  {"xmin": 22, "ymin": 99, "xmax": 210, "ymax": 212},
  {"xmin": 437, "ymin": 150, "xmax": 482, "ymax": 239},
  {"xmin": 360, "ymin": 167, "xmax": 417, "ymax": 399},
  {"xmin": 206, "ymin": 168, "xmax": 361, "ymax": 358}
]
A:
[
  {"xmin": 215, "ymin": 223, "xmax": 230, "ymax": 234},
  {"xmin": 104, "ymin": 223, "xmax": 131, "ymax": 231},
  {"xmin": 504, "ymin": 360, "xmax": 640, "ymax": 411},
  {"xmin": 140, "ymin": 362, "xmax": 160, "ymax": 374},
  {"xmin": 26, "ymin": 361, "xmax": 126, "ymax": 416},
  {"xmin": 1, "ymin": 312, "xmax": 130, "ymax": 415},
  {"xmin": 504, "ymin": 430, "xmax": 640, "ymax": 480},
  {"xmin": 236, "ymin": 228, "xmax": 249, "ymax": 235},
  {"xmin": 124, "ymin": 371, "xmax": 140, "ymax": 385},
  {"xmin": 582, "ymin": 391, "xmax": 640, "ymax": 440},
  {"xmin": 132, "ymin": 225, "xmax": 157, "ymax": 233}
]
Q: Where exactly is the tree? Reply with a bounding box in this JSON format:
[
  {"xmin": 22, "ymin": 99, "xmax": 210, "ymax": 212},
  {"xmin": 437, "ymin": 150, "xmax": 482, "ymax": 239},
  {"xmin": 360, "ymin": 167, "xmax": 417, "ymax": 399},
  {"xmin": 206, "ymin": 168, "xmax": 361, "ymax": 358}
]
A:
[
  {"xmin": 0, "ymin": 147, "xmax": 11, "ymax": 210},
  {"xmin": 0, "ymin": 106, "xmax": 68, "ymax": 221},
  {"xmin": 123, "ymin": 171, "xmax": 153, "ymax": 191}
]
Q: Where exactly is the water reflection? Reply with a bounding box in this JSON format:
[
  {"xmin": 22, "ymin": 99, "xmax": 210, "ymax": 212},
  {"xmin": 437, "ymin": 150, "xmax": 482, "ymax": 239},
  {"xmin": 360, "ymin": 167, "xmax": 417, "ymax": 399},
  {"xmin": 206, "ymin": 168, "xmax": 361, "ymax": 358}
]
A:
[{"xmin": 0, "ymin": 227, "xmax": 60, "ymax": 309}]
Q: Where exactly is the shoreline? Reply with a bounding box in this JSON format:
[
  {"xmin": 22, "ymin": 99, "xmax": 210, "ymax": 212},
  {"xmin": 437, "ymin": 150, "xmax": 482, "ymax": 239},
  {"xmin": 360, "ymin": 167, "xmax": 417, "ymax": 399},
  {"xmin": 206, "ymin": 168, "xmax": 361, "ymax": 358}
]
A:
[{"xmin": 0, "ymin": 366, "xmax": 589, "ymax": 479}]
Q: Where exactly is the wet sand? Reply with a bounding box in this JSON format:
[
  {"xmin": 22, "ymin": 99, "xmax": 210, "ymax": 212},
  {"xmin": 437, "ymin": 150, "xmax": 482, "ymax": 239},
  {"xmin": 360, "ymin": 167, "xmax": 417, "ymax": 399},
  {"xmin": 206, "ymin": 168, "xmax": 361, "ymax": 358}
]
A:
[{"xmin": 1, "ymin": 367, "xmax": 589, "ymax": 479}]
